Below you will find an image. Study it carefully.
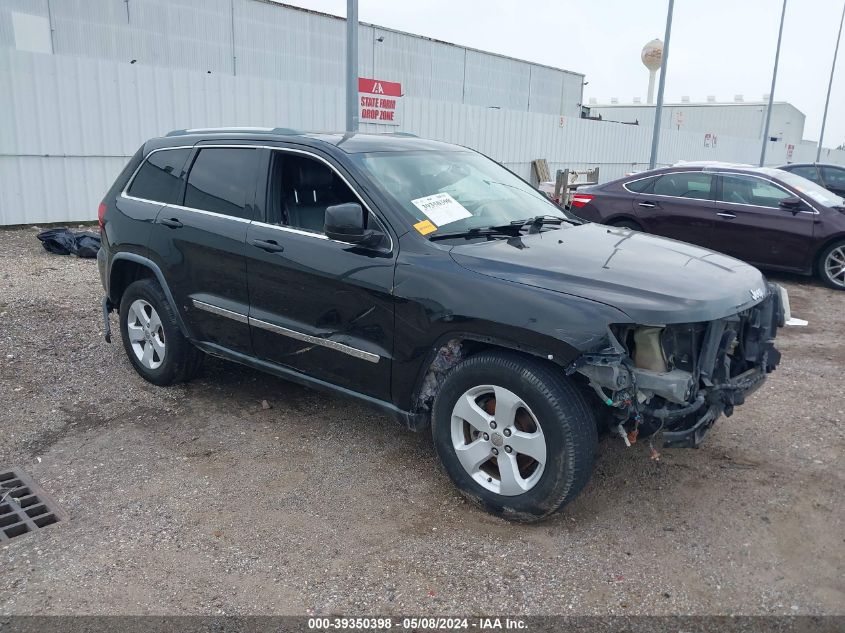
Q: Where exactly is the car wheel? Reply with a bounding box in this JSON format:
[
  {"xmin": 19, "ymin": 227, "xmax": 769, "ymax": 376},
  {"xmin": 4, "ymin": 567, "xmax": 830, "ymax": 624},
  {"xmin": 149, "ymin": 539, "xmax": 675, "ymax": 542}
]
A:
[
  {"xmin": 609, "ymin": 219, "xmax": 643, "ymax": 231},
  {"xmin": 818, "ymin": 240, "xmax": 845, "ymax": 290},
  {"xmin": 119, "ymin": 279, "xmax": 203, "ymax": 385},
  {"xmin": 431, "ymin": 351, "xmax": 597, "ymax": 522}
]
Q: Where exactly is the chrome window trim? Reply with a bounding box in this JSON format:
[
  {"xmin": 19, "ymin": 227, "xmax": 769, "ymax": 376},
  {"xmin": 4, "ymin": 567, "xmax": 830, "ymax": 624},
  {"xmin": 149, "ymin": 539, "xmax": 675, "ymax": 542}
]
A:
[
  {"xmin": 121, "ymin": 145, "xmax": 194, "ymax": 204},
  {"xmin": 192, "ymin": 299, "xmax": 379, "ymax": 363},
  {"xmin": 622, "ymin": 170, "xmax": 820, "ymax": 215},
  {"xmin": 165, "ymin": 203, "xmax": 253, "ymax": 223},
  {"xmin": 262, "ymin": 146, "xmax": 394, "ymax": 252},
  {"xmin": 121, "ymin": 143, "xmax": 395, "ymax": 251},
  {"xmin": 621, "ymin": 171, "xmax": 714, "ymax": 199},
  {"xmin": 715, "ymin": 172, "xmax": 820, "ymax": 215},
  {"xmin": 251, "ymin": 220, "xmax": 330, "ymax": 240}
]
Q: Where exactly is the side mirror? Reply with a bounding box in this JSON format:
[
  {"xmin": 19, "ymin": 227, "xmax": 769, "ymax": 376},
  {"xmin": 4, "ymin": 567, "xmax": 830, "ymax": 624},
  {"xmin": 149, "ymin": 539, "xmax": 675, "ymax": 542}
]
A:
[
  {"xmin": 324, "ymin": 203, "xmax": 381, "ymax": 246},
  {"xmin": 779, "ymin": 196, "xmax": 803, "ymax": 213}
]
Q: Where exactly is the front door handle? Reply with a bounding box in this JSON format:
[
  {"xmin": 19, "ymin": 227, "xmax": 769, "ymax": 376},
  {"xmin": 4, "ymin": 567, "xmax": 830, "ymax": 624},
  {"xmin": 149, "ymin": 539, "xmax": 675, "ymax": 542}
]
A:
[
  {"xmin": 160, "ymin": 217, "xmax": 183, "ymax": 228},
  {"xmin": 249, "ymin": 238, "xmax": 285, "ymax": 253},
  {"xmin": 638, "ymin": 201, "xmax": 657, "ymax": 208},
  {"xmin": 716, "ymin": 212, "xmax": 737, "ymax": 219}
]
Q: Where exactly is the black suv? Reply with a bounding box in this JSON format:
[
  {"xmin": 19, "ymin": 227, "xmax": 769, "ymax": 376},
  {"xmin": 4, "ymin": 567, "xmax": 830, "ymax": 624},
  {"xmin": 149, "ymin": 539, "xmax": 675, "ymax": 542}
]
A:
[{"xmin": 99, "ymin": 128, "xmax": 786, "ymax": 522}]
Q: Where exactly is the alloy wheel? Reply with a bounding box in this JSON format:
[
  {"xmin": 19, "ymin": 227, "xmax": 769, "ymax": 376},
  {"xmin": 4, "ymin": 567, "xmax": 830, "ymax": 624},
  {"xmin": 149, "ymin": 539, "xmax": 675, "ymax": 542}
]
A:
[
  {"xmin": 824, "ymin": 245, "xmax": 845, "ymax": 288},
  {"xmin": 450, "ymin": 384, "xmax": 547, "ymax": 496},
  {"xmin": 126, "ymin": 299, "xmax": 166, "ymax": 369}
]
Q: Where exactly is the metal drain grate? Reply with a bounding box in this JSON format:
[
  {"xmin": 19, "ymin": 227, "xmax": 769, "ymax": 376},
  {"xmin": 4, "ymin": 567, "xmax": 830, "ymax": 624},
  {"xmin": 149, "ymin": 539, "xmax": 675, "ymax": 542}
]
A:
[{"xmin": 0, "ymin": 469, "xmax": 64, "ymax": 542}]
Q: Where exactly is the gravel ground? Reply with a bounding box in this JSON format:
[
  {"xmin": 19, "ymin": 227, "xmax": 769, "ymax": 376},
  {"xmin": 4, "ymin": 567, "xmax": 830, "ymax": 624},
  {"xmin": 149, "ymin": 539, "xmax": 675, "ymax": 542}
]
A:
[{"xmin": 0, "ymin": 226, "xmax": 842, "ymax": 616}]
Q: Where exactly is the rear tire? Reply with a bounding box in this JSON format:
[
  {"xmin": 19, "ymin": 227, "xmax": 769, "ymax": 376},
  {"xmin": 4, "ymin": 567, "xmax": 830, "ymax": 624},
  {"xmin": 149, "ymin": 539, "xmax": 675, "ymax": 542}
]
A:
[
  {"xmin": 431, "ymin": 352, "xmax": 597, "ymax": 522},
  {"xmin": 818, "ymin": 240, "xmax": 845, "ymax": 290},
  {"xmin": 118, "ymin": 279, "xmax": 203, "ymax": 385}
]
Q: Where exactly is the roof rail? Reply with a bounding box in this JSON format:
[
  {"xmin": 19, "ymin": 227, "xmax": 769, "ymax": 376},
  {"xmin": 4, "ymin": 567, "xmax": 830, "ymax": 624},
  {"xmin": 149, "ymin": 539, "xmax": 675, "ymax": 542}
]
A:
[{"xmin": 165, "ymin": 127, "xmax": 301, "ymax": 137}]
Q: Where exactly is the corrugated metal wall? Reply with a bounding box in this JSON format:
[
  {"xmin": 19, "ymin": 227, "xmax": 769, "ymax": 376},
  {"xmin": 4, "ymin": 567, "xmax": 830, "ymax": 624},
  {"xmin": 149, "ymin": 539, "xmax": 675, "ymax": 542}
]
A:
[
  {"xmin": 3, "ymin": 47, "xmax": 845, "ymax": 225},
  {"xmin": 590, "ymin": 103, "xmax": 806, "ymax": 146},
  {"xmin": 2, "ymin": 0, "xmax": 844, "ymax": 225}
]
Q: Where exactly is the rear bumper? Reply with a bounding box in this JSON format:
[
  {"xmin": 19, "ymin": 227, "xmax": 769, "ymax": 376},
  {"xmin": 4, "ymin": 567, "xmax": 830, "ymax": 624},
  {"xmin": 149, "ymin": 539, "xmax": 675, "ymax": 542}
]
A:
[{"xmin": 97, "ymin": 246, "xmax": 109, "ymax": 296}]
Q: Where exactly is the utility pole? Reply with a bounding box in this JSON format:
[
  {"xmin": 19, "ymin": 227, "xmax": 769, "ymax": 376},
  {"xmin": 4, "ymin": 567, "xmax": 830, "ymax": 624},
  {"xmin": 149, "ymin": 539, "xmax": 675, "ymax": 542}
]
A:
[
  {"xmin": 760, "ymin": 0, "xmax": 787, "ymax": 167},
  {"xmin": 648, "ymin": 0, "xmax": 674, "ymax": 170},
  {"xmin": 345, "ymin": 0, "xmax": 359, "ymax": 133},
  {"xmin": 817, "ymin": 2, "xmax": 845, "ymax": 162}
]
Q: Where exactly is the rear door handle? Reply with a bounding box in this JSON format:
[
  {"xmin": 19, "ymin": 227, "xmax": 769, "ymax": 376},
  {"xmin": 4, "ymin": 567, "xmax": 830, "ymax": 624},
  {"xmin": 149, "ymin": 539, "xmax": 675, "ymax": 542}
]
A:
[
  {"xmin": 638, "ymin": 201, "xmax": 656, "ymax": 208},
  {"xmin": 716, "ymin": 212, "xmax": 737, "ymax": 219},
  {"xmin": 249, "ymin": 238, "xmax": 285, "ymax": 253},
  {"xmin": 160, "ymin": 217, "xmax": 183, "ymax": 228}
]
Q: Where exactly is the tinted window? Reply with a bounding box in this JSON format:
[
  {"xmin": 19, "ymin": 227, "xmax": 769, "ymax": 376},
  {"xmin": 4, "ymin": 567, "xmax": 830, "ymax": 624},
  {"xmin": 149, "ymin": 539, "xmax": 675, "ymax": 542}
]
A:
[
  {"xmin": 127, "ymin": 148, "xmax": 191, "ymax": 203},
  {"xmin": 820, "ymin": 166, "xmax": 845, "ymax": 190},
  {"xmin": 625, "ymin": 176, "xmax": 657, "ymax": 193},
  {"xmin": 653, "ymin": 173, "xmax": 712, "ymax": 199},
  {"xmin": 185, "ymin": 148, "xmax": 259, "ymax": 219},
  {"xmin": 266, "ymin": 152, "xmax": 359, "ymax": 233},
  {"xmin": 719, "ymin": 175, "xmax": 792, "ymax": 208},
  {"xmin": 787, "ymin": 165, "xmax": 821, "ymax": 184}
]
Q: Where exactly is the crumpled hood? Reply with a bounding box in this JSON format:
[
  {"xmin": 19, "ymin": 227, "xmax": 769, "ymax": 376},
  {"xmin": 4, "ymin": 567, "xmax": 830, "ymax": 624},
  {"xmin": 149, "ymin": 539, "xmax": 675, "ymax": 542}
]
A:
[{"xmin": 449, "ymin": 223, "xmax": 769, "ymax": 324}]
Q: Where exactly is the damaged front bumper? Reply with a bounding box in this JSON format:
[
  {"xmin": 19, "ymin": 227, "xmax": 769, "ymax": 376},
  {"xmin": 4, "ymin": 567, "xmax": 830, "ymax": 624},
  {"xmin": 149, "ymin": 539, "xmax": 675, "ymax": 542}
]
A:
[{"xmin": 569, "ymin": 282, "xmax": 788, "ymax": 448}]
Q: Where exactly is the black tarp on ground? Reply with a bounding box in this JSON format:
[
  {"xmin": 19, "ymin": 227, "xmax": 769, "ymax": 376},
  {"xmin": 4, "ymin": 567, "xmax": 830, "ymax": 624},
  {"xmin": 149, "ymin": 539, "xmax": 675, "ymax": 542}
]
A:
[{"xmin": 36, "ymin": 228, "xmax": 101, "ymax": 258}]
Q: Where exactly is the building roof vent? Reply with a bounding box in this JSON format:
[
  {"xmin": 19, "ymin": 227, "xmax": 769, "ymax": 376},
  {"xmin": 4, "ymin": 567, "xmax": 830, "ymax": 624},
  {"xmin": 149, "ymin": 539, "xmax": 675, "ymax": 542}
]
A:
[
  {"xmin": 706, "ymin": 95, "xmax": 716, "ymax": 103},
  {"xmin": 681, "ymin": 95, "xmax": 690, "ymax": 103},
  {"xmin": 734, "ymin": 94, "xmax": 744, "ymax": 102},
  {"xmin": 633, "ymin": 96, "xmax": 642, "ymax": 104},
  {"xmin": 610, "ymin": 97, "xmax": 619, "ymax": 104}
]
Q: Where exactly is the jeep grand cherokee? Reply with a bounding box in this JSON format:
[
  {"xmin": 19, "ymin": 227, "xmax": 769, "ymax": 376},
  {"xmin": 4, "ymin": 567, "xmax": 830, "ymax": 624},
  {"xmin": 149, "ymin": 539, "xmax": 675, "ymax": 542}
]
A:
[{"xmin": 98, "ymin": 128, "xmax": 786, "ymax": 522}]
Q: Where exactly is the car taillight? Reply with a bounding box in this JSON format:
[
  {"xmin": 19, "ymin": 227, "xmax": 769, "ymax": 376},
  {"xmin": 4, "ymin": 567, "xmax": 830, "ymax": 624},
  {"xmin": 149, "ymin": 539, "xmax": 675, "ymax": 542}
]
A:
[
  {"xmin": 570, "ymin": 194, "xmax": 594, "ymax": 208},
  {"xmin": 98, "ymin": 202, "xmax": 106, "ymax": 231}
]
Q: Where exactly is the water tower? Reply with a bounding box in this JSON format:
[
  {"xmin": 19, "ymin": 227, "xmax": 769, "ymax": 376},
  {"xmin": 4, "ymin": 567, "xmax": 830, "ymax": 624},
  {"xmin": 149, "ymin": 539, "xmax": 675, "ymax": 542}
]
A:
[{"xmin": 641, "ymin": 39, "xmax": 663, "ymax": 104}]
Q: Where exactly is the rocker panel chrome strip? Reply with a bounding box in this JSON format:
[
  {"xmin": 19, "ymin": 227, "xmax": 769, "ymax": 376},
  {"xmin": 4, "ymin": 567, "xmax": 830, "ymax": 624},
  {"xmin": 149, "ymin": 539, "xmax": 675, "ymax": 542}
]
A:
[{"xmin": 191, "ymin": 300, "xmax": 379, "ymax": 363}]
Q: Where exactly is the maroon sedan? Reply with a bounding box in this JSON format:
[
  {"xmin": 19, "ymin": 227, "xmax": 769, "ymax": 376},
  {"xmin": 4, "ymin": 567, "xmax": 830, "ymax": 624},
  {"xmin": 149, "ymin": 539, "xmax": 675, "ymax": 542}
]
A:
[{"xmin": 572, "ymin": 165, "xmax": 845, "ymax": 290}]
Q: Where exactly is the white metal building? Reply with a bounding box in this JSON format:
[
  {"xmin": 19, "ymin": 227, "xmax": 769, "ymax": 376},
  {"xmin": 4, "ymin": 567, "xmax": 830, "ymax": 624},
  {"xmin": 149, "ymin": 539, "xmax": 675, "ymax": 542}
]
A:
[
  {"xmin": 0, "ymin": 0, "xmax": 585, "ymax": 116},
  {"xmin": 588, "ymin": 100, "xmax": 806, "ymax": 147},
  {"xmin": 2, "ymin": 0, "xmax": 844, "ymax": 225}
]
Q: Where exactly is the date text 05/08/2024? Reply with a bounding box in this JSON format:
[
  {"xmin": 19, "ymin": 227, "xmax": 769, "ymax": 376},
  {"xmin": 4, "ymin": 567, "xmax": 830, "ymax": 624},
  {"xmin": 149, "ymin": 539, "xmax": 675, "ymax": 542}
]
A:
[{"xmin": 306, "ymin": 616, "xmax": 527, "ymax": 630}]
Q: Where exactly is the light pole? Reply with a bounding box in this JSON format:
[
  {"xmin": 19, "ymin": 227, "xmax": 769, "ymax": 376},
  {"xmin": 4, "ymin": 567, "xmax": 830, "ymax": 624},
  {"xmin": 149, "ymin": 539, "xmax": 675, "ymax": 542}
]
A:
[
  {"xmin": 648, "ymin": 0, "xmax": 674, "ymax": 170},
  {"xmin": 817, "ymin": 2, "xmax": 845, "ymax": 162},
  {"xmin": 345, "ymin": 0, "xmax": 359, "ymax": 133},
  {"xmin": 760, "ymin": 0, "xmax": 788, "ymax": 167}
]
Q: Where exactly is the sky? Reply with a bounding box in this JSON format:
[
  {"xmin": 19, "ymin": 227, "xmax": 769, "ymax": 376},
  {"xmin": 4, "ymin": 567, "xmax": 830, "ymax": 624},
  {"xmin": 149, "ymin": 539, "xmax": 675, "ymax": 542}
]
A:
[{"xmin": 277, "ymin": 0, "xmax": 845, "ymax": 148}]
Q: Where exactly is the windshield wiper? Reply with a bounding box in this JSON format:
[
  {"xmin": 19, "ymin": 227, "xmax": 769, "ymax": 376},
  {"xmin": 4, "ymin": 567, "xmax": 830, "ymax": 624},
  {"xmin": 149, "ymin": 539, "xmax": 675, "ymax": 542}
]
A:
[
  {"xmin": 429, "ymin": 226, "xmax": 518, "ymax": 241},
  {"xmin": 429, "ymin": 215, "xmax": 570, "ymax": 241}
]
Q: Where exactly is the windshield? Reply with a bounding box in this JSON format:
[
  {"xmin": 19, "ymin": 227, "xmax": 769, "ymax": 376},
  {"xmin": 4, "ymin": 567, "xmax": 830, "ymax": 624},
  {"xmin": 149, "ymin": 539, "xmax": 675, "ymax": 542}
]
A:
[
  {"xmin": 351, "ymin": 150, "xmax": 573, "ymax": 235},
  {"xmin": 773, "ymin": 169, "xmax": 845, "ymax": 207}
]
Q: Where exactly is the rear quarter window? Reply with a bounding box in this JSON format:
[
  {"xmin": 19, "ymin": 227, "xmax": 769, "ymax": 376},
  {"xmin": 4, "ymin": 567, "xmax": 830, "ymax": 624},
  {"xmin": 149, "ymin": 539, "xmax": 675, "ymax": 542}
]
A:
[
  {"xmin": 624, "ymin": 176, "xmax": 656, "ymax": 193},
  {"xmin": 126, "ymin": 148, "xmax": 191, "ymax": 204}
]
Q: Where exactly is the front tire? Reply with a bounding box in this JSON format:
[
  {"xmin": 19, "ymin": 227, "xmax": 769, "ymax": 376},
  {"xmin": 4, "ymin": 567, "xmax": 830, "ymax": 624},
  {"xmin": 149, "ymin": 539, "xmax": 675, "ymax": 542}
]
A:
[
  {"xmin": 118, "ymin": 279, "xmax": 203, "ymax": 385},
  {"xmin": 432, "ymin": 352, "xmax": 597, "ymax": 522},
  {"xmin": 818, "ymin": 240, "xmax": 845, "ymax": 290}
]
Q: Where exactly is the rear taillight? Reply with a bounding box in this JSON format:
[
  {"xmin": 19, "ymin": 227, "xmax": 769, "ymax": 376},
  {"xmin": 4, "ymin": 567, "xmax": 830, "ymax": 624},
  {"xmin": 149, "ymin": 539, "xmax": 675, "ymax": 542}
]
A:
[
  {"xmin": 570, "ymin": 194, "xmax": 594, "ymax": 208},
  {"xmin": 98, "ymin": 202, "xmax": 106, "ymax": 232}
]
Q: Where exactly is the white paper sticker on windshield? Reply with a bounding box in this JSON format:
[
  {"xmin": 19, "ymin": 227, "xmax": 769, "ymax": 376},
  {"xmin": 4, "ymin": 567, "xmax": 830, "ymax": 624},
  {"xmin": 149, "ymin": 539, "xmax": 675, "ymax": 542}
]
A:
[{"xmin": 411, "ymin": 192, "xmax": 472, "ymax": 226}]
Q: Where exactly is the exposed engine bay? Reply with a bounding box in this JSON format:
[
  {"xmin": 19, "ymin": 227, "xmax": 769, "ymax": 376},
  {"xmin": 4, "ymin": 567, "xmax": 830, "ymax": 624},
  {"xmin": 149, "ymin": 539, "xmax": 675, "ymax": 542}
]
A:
[{"xmin": 569, "ymin": 282, "xmax": 785, "ymax": 448}]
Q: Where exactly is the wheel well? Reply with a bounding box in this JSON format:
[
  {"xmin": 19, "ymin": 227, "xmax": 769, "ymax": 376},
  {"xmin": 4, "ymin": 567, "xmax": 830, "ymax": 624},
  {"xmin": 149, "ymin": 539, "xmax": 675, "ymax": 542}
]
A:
[
  {"xmin": 813, "ymin": 234, "xmax": 845, "ymax": 273},
  {"xmin": 606, "ymin": 216, "xmax": 644, "ymax": 230},
  {"xmin": 109, "ymin": 260, "xmax": 156, "ymax": 305},
  {"xmin": 411, "ymin": 338, "xmax": 564, "ymax": 421}
]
